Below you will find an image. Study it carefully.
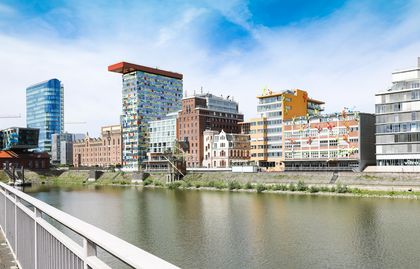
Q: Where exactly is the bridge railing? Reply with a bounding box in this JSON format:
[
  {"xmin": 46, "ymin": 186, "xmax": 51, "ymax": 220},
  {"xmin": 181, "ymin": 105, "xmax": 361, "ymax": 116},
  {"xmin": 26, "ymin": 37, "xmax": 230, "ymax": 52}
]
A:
[{"xmin": 0, "ymin": 181, "xmax": 180, "ymax": 269}]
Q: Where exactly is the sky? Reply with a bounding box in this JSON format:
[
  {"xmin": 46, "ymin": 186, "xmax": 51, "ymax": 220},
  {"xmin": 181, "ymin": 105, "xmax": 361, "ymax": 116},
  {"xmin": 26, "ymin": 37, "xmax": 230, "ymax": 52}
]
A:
[{"xmin": 0, "ymin": 0, "xmax": 420, "ymax": 136}]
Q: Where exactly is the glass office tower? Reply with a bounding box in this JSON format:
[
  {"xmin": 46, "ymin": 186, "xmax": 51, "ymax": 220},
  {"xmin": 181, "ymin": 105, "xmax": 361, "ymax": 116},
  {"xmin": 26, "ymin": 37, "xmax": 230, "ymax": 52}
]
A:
[
  {"xmin": 26, "ymin": 79, "xmax": 64, "ymax": 152},
  {"xmin": 109, "ymin": 62, "xmax": 183, "ymax": 171}
]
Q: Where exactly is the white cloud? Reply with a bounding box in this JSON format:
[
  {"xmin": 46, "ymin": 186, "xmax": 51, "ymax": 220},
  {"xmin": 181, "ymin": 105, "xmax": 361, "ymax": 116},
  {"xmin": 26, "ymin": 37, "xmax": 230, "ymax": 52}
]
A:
[{"xmin": 0, "ymin": 0, "xmax": 420, "ymax": 135}]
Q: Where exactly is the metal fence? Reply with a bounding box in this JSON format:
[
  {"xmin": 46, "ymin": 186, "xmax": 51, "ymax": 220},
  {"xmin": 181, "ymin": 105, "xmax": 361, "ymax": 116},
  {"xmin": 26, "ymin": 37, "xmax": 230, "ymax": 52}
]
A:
[{"xmin": 0, "ymin": 182, "xmax": 180, "ymax": 269}]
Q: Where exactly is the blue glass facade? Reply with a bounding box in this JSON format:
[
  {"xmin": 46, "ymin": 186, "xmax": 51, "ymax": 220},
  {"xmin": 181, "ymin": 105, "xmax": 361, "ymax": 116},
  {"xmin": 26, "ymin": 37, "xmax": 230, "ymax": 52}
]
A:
[
  {"xmin": 26, "ymin": 79, "xmax": 64, "ymax": 152},
  {"xmin": 121, "ymin": 71, "xmax": 182, "ymax": 171}
]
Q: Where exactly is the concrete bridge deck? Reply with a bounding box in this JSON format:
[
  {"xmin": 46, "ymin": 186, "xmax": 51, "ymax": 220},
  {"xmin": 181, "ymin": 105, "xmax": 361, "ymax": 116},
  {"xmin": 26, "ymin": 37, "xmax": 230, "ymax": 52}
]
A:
[{"xmin": 0, "ymin": 231, "xmax": 17, "ymax": 269}]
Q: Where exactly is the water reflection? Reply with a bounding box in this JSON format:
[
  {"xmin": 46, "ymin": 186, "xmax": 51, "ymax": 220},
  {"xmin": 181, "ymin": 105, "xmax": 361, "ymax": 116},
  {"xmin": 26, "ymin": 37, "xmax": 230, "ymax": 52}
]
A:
[{"xmin": 26, "ymin": 185, "xmax": 420, "ymax": 269}]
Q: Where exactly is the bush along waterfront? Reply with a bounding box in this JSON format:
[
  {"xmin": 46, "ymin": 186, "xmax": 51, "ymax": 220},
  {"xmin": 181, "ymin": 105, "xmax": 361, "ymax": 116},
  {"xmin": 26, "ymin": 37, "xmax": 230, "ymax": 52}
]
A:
[
  {"xmin": 151, "ymin": 179, "xmax": 420, "ymax": 199},
  {"xmin": 160, "ymin": 179, "xmax": 355, "ymax": 195}
]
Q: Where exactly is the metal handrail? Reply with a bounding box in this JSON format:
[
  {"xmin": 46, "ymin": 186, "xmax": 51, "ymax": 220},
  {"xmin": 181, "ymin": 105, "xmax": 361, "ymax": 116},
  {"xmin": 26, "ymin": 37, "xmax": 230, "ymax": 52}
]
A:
[{"xmin": 0, "ymin": 182, "xmax": 179, "ymax": 269}]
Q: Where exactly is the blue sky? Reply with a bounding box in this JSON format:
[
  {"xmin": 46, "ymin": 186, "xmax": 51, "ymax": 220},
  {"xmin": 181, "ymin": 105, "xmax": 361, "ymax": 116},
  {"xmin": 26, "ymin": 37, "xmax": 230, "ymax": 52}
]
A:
[{"xmin": 0, "ymin": 0, "xmax": 419, "ymax": 134}]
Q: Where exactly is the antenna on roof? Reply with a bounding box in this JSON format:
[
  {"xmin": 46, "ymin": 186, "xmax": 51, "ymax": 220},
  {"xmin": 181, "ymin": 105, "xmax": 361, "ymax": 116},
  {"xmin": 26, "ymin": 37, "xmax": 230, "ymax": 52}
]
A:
[{"xmin": 200, "ymin": 86, "xmax": 203, "ymax": 94}]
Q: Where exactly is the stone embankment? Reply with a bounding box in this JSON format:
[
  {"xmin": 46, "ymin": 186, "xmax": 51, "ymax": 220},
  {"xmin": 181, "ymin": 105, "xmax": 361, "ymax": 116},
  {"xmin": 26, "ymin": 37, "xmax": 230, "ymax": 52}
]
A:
[{"xmin": 1, "ymin": 169, "xmax": 420, "ymax": 193}]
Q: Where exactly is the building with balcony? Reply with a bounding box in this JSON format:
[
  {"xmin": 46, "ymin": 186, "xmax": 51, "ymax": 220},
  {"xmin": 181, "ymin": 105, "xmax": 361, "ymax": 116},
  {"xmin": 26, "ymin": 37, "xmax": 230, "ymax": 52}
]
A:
[
  {"xmin": 73, "ymin": 125, "xmax": 122, "ymax": 167},
  {"xmin": 283, "ymin": 111, "xmax": 375, "ymax": 172},
  {"xmin": 245, "ymin": 89, "xmax": 324, "ymax": 171},
  {"xmin": 26, "ymin": 79, "xmax": 64, "ymax": 152},
  {"xmin": 203, "ymin": 130, "xmax": 250, "ymax": 168},
  {"xmin": 108, "ymin": 62, "xmax": 183, "ymax": 171},
  {"xmin": 375, "ymin": 57, "xmax": 420, "ymax": 166},
  {"xmin": 177, "ymin": 93, "xmax": 244, "ymax": 167}
]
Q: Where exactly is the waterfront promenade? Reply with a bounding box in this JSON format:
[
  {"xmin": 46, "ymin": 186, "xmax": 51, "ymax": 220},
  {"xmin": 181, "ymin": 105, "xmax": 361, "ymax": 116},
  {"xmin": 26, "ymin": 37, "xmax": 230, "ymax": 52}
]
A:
[{"xmin": 0, "ymin": 231, "xmax": 17, "ymax": 269}]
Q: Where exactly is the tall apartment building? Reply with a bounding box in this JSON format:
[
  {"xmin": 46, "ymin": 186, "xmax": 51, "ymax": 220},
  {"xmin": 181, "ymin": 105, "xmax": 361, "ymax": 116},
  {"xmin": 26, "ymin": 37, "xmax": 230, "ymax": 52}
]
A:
[
  {"xmin": 375, "ymin": 57, "xmax": 420, "ymax": 166},
  {"xmin": 26, "ymin": 79, "xmax": 64, "ymax": 152},
  {"xmin": 73, "ymin": 125, "xmax": 122, "ymax": 167},
  {"xmin": 246, "ymin": 89, "xmax": 324, "ymax": 171},
  {"xmin": 283, "ymin": 111, "xmax": 375, "ymax": 171},
  {"xmin": 203, "ymin": 130, "xmax": 250, "ymax": 168},
  {"xmin": 178, "ymin": 93, "xmax": 244, "ymax": 167},
  {"xmin": 108, "ymin": 62, "xmax": 183, "ymax": 171},
  {"xmin": 149, "ymin": 112, "xmax": 178, "ymax": 154}
]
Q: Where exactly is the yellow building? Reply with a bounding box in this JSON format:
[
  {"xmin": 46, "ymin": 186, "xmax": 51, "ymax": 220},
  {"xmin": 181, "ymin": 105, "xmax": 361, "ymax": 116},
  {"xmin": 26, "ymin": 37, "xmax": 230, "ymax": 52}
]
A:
[{"xmin": 246, "ymin": 89, "xmax": 324, "ymax": 171}]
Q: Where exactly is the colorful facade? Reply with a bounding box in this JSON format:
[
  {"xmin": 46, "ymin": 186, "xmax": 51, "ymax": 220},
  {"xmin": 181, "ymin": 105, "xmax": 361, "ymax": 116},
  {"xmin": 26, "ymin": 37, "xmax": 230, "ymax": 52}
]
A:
[
  {"xmin": 375, "ymin": 57, "xmax": 420, "ymax": 166},
  {"xmin": 203, "ymin": 130, "xmax": 250, "ymax": 168},
  {"xmin": 109, "ymin": 62, "xmax": 183, "ymax": 171},
  {"xmin": 26, "ymin": 79, "xmax": 64, "ymax": 152},
  {"xmin": 247, "ymin": 89, "xmax": 324, "ymax": 171},
  {"xmin": 283, "ymin": 111, "xmax": 376, "ymax": 171}
]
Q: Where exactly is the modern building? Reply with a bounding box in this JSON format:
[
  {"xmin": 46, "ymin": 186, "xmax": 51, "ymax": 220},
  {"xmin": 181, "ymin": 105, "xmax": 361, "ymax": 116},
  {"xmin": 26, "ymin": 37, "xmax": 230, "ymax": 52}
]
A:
[
  {"xmin": 177, "ymin": 93, "xmax": 244, "ymax": 167},
  {"xmin": 1, "ymin": 127, "xmax": 39, "ymax": 150},
  {"xmin": 26, "ymin": 79, "xmax": 64, "ymax": 152},
  {"xmin": 149, "ymin": 112, "xmax": 178, "ymax": 154},
  {"xmin": 51, "ymin": 133, "xmax": 85, "ymax": 165},
  {"xmin": 73, "ymin": 125, "xmax": 122, "ymax": 168},
  {"xmin": 108, "ymin": 62, "xmax": 183, "ymax": 171},
  {"xmin": 283, "ymin": 111, "xmax": 376, "ymax": 171},
  {"xmin": 246, "ymin": 89, "xmax": 324, "ymax": 171},
  {"xmin": 0, "ymin": 127, "xmax": 50, "ymax": 170},
  {"xmin": 375, "ymin": 57, "xmax": 420, "ymax": 166},
  {"xmin": 203, "ymin": 130, "xmax": 250, "ymax": 168}
]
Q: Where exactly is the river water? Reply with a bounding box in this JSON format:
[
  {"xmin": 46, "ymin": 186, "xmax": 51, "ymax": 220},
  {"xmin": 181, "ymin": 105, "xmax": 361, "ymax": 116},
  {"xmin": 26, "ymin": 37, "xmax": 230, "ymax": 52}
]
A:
[{"xmin": 25, "ymin": 184, "xmax": 420, "ymax": 269}]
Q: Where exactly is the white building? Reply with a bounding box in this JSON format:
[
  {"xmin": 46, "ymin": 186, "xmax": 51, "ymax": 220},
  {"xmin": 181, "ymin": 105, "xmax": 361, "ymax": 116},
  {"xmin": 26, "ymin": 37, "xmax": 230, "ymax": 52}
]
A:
[
  {"xmin": 149, "ymin": 112, "xmax": 178, "ymax": 154},
  {"xmin": 375, "ymin": 57, "xmax": 420, "ymax": 166},
  {"xmin": 203, "ymin": 130, "xmax": 250, "ymax": 168}
]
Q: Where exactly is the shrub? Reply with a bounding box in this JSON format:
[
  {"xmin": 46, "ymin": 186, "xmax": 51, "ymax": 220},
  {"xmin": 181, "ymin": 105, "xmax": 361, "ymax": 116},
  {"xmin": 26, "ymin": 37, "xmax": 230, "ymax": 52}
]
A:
[
  {"xmin": 320, "ymin": 186, "xmax": 330, "ymax": 192},
  {"xmin": 272, "ymin": 184, "xmax": 288, "ymax": 191},
  {"xmin": 309, "ymin": 186, "xmax": 320, "ymax": 193},
  {"xmin": 351, "ymin": 188, "xmax": 362, "ymax": 194},
  {"xmin": 214, "ymin": 181, "xmax": 227, "ymax": 189},
  {"xmin": 154, "ymin": 180, "xmax": 164, "ymax": 187},
  {"xmin": 167, "ymin": 182, "xmax": 182, "ymax": 189},
  {"xmin": 180, "ymin": 181, "xmax": 192, "ymax": 189},
  {"xmin": 289, "ymin": 183, "xmax": 296, "ymax": 192},
  {"xmin": 336, "ymin": 183, "xmax": 348, "ymax": 193},
  {"xmin": 207, "ymin": 181, "xmax": 216, "ymax": 188},
  {"xmin": 245, "ymin": 182, "xmax": 253, "ymax": 189},
  {"xmin": 256, "ymin": 184, "xmax": 267, "ymax": 193},
  {"xmin": 143, "ymin": 178, "xmax": 153, "ymax": 186},
  {"xmin": 195, "ymin": 182, "xmax": 201, "ymax": 188},
  {"xmin": 297, "ymin": 181, "xmax": 308, "ymax": 191},
  {"xmin": 329, "ymin": 186, "xmax": 336, "ymax": 192},
  {"xmin": 228, "ymin": 180, "xmax": 242, "ymax": 190}
]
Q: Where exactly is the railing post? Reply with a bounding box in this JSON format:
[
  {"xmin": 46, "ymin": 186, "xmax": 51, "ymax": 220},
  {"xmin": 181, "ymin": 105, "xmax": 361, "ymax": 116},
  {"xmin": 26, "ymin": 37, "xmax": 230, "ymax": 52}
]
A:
[
  {"xmin": 3, "ymin": 188, "xmax": 6, "ymax": 234},
  {"xmin": 83, "ymin": 238, "xmax": 97, "ymax": 269},
  {"xmin": 14, "ymin": 194, "xmax": 18, "ymax": 257},
  {"xmin": 34, "ymin": 207, "xmax": 41, "ymax": 269}
]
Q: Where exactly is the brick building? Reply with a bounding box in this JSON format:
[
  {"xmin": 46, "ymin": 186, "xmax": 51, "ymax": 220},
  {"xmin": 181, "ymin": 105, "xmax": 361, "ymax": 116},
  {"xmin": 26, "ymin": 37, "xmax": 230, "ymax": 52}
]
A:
[
  {"xmin": 73, "ymin": 125, "xmax": 122, "ymax": 167},
  {"xmin": 178, "ymin": 93, "xmax": 244, "ymax": 167}
]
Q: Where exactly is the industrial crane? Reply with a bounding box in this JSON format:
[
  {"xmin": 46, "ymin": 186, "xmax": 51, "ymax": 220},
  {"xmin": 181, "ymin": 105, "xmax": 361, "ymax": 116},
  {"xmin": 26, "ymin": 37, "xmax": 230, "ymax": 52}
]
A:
[{"xmin": 0, "ymin": 114, "xmax": 21, "ymax": 119}]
